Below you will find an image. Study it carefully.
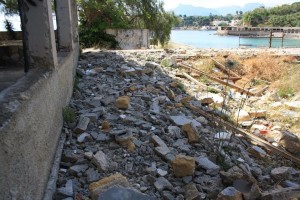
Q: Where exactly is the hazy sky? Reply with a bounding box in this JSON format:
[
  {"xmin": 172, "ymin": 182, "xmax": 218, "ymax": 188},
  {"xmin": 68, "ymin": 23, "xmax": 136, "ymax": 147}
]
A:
[{"xmin": 163, "ymin": 0, "xmax": 299, "ymax": 10}]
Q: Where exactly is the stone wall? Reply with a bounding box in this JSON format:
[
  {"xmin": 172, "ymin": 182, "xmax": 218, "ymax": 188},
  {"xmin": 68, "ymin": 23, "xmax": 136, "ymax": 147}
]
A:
[
  {"xmin": 0, "ymin": 31, "xmax": 23, "ymax": 40},
  {"xmin": 105, "ymin": 29, "xmax": 150, "ymax": 50},
  {"xmin": 0, "ymin": 43, "xmax": 23, "ymax": 66},
  {"xmin": 0, "ymin": 44, "xmax": 79, "ymax": 199}
]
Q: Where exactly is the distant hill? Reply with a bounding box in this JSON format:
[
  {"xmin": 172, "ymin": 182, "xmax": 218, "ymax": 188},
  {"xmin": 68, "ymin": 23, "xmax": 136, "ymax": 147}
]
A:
[
  {"xmin": 172, "ymin": 4, "xmax": 218, "ymax": 16},
  {"xmin": 172, "ymin": 3, "xmax": 264, "ymax": 16}
]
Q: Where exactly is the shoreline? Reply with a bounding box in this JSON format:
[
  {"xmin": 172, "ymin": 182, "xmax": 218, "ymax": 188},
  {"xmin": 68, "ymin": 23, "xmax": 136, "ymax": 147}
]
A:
[
  {"xmin": 165, "ymin": 41, "xmax": 300, "ymax": 56},
  {"xmin": 172, "ymin": 29, "xmax": 300, "ymax": 40}
]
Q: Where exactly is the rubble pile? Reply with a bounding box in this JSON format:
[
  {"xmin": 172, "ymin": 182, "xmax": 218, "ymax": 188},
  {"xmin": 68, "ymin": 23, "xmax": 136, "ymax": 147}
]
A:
[{"xmin": 56, "ymin": 50, "xmax": 300, "ymax": 200}]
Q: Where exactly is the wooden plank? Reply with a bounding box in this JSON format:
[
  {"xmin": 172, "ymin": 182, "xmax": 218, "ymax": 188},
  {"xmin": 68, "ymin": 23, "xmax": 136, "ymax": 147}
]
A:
[
  {"xmin": 211, "ymin": 58, "xmax": 241, "ymax": 78},
  {"xmin": 254, "ymin": 86, "xmax": 269, "ymax": 96},
  {"xmin": 184, "ymin": 102, "xmax": 300, "ymax": 167},
  {"xmin": 182, "ymin": 72, "xmax": 222, "ymax": 93},
  {"xmin": 179, "ymin": 63, "xmax": 256, "ymax": 96},
  {"xmin": 219, "ymin": 76, "xmax": 242, "ymax": 81}
]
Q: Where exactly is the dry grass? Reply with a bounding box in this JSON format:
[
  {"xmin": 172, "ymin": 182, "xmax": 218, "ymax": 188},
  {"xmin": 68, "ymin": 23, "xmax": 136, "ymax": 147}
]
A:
[
  {"xmin": 241, "ymin": 54, "xmax": 294, "ymax": 82},
  {"xmin": 272, "ymin": 63, "xmax": 300, "ymax": 97},
  {"xmin": 190, "ymin": 53, "xmax": 298, "ymax": 94},
  {"xmin": 193, "ymin": 59, "xmax": 215, "ymax": 73}
]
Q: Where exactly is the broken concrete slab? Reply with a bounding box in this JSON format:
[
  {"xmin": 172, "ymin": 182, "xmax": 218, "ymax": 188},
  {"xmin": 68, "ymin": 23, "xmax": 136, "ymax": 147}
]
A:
[
  {"xmin": 92, "ymin": 151, "xmax": 109, "ymax": 171},
  {"xmin": 271, "ymin": 167, "xmax": 292, "ymax": 181},
  {"xmin": 217, "ymin": 187, "xmax": 243, "ymax": 200},
  {"xmin": 57, "ymin": 180, "xmax": 74, "ymax": 199},
  {"xmin": 89, "ymin": 173, "xmax": 130, "ymax": 200},
  {"xmin": 170, "ymin": 115, "xmax": 201, "ymax": 127},
  {"xmin": 154, "ymin": 177, "xmax": 173, "ymax": 191},
  {"xmin": 196, "ymin": 156, "xmax": 220, "ymax": 175},
  {"xmin": 99, "ymin": 186, "xmax": 157, "ymax": 200},
  {"xmin": 74, "ymin": 116, "xmax": 90, "ymax": 134}
]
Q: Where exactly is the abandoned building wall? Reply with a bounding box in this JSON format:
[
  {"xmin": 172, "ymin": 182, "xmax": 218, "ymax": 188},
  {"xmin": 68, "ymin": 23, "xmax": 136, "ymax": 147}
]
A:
[
  {"xmin": 105, "ymin": 29, "xmax": 149, "ymax": 49},
  {"xmin": 0, "ymin": 44, "xmax": 79, "ymax": 199}
]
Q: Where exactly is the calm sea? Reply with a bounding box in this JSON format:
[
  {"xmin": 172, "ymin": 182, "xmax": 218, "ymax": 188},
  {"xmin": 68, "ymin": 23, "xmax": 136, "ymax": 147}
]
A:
[{"xmin": 171, "ymin": 30, "xmax": 300, "ymax": 49}]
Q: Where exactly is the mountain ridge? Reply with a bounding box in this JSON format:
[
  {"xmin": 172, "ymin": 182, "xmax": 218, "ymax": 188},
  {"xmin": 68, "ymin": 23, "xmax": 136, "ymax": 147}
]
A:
[{"xmin": 172, "ymin": 3, "xmax": 264, "ymax": 16}]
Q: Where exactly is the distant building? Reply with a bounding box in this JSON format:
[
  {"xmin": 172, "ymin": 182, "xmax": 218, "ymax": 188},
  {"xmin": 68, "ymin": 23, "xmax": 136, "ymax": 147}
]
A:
[
  {"xmin": 211, "ymin": 20, "xmax": 229, "ymax": 26},
  {"xmin": 230, "ymin": 20, "xmax": 242, "ymax": 26}
]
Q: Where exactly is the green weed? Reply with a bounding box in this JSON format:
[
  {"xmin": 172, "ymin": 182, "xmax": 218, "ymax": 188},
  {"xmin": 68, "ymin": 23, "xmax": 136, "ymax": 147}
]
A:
[
  {"xmin": 277, "ymin": 86, "xmax": 295, "ymax": 98},
  {"xmin": 63, "ymin": 107, "xmax": 76, "ymax": 124}
]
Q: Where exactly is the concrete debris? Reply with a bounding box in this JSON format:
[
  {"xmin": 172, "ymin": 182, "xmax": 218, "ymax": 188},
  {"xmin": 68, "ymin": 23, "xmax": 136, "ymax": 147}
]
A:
[
  {"xmin": 92, "ymin": 151, "xmax": 109, "ymax": 171},
  {"xmin": 74, "ymin": 116, "xmax": 90, "ymax": 134},
  {"xmin": 196, "ymin": 156, "xmax": 220, "ymax": 175},
  {"xmin": 182, "ymin": 123, "xmax": 200, "ymax": 143},
  {"xmin": 271, "ymin": 167, "xmax": 292, "ymax": 181},
  {"xmin": 217, "ymin": 187, "xmax": 243, "ymax": 200},
  {"xmin": 171, "ymin": 155, "xmax": 196, "ymax": 177},
  {"xmin": 56, "ymin": 50, "xmax": 300, "ymax": 200}
]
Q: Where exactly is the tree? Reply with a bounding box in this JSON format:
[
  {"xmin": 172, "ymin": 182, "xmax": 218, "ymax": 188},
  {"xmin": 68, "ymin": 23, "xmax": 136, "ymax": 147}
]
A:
[
  {"xmin": 243, "ymin": 2, "xmax": 300, "ymax": 27},
  {"xmin": 78, "ymin": 0, "xmax": 177, "ymax": 47},
  {"xmin": 0, "ymin": 0, "xmax": 18, "ymax": 14},
  {"xmin": 0, "ymin": 0, "xmax": 42, "ymax": 14}
]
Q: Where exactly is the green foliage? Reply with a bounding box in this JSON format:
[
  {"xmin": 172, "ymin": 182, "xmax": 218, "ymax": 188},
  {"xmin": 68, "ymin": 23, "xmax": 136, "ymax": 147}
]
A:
[
  {"xmin": 0, "ymin": 0, "xmax": 18, "ymax": 15},
  {"xmin": 277, "ymin": 86, "xmax": 295, "ymax": 98},
  {"xmin": 243, "ymin": 3, "xmax": 300, "ymax": 27},
  {"xmin": 161, "ymin": 59, "xmax": 170, "ymax": 68},
  {"xmin": 177, "ymin": 14, "xmax": 235, "ymax": 27},
  {"xmin": 177, "ymin": 83, "xmax": 185, "ymax": 92},
  {"xmin": 79, "ymin": 23, "xmax": 119, "ymax": 49},
  {"xmin": 243, "ymin": 7, "xmax": 269, "ymax": 26},
  {"xmin": 218, "ymin": 22, "xmax": 229, "ymax": 26},
  {"xmin": 216, "ymin": 154, "xmax": 231, "ymax": 171},
  {"xmin": 207, "ymin": 87, "xmax": 219, "ymax": 94},
  {"xmin": 0, "ymin": 0, "xmax": 56, "ymax": 15},
  {"xmin": 78, "ymin": 0, "xmax": 177, "ymax": 48},
  {"xmin": 4, "ymin": 19, "xmax": 16, "ymax": 39},
  {"xmin": 225, "ymin": 59, "xmax": 237, "ymax": 69},
  {"xmin": 63, "ymin": 106, "xmax": 76, "ymax": 124}
]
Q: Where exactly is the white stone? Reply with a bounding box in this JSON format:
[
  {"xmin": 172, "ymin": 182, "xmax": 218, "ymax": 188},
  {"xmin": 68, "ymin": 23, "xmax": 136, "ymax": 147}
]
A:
[
  {"xmin": 157, "ymin": 169, "xmax": 168, "ymax": 177},
  {"xmin": 270, "ymin": 102, "xmax": 282, "ymax": 108},
  {"xmin": 250, "ymin": 124, "xmax": 267, "ymax": 133},
  {"xmin": 234, "ymin": 110, "xmax": 251, "ymax": 123},
  {"xmin": 77, "ymin": 132, "xmax": 90, "ymax": 143},
  {"xmin": 170, "ymin": 115, "xmax": 201, "ymax": 127},
  {"xmin": 195, "ymin": 156, "xmax": 220, "ymax": 175},
  {"xmin": 284, "ymin": 101, "xmax": 300, "ymax": 110},
  {"xmin": 214, "ymin": 132, "xmax": 232, "ymax": 140},
  {"xmin": 92, "ymin": 151, "xmax": 109, "ymax": 171}
]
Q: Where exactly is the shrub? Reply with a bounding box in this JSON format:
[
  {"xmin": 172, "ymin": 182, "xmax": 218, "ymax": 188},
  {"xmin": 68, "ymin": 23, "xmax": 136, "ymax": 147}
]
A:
[
  {"xmin": 277, "ymin": 87, "xmax": 295, "ymax": 98},
  {"xmin": 63, "ymin": 107, "xmax": 76, "ymax": 124}
]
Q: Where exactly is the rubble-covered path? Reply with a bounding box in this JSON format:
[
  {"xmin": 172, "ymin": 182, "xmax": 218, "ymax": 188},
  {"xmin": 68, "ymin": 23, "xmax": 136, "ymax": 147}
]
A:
[{"xmin": 56, "ymin": 49, "xmax": 299, "ymax": 200}]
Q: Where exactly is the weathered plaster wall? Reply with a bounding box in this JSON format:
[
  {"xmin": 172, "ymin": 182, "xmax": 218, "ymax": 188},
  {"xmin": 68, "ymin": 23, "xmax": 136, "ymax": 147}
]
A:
[
  {"xmin": 106, "ymin": 29, "xmax": 149, "ymax": 50},
  {"xmin": 0, "ymin": 44, "xmax": 79, "ymax": 199}
]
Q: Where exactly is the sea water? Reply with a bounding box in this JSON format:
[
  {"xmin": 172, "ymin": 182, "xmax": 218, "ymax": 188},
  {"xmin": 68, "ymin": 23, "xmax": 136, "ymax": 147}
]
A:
[{"xmin": 171, "ymin": 30, "xmax": 300, "ymax": 48}]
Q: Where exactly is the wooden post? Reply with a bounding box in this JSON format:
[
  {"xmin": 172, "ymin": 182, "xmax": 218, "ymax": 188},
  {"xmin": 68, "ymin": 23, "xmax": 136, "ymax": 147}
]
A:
[
  {"xmin": 269, "ymin": 30, "xmax": 272, "ymax": 48},
  {"xmin": 282, "ymin": 32, "xmax": 284, "ymax": 48},
  {"xmin": 238, "ymin": 32, "xmax": 240, "ymax": 47}
]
